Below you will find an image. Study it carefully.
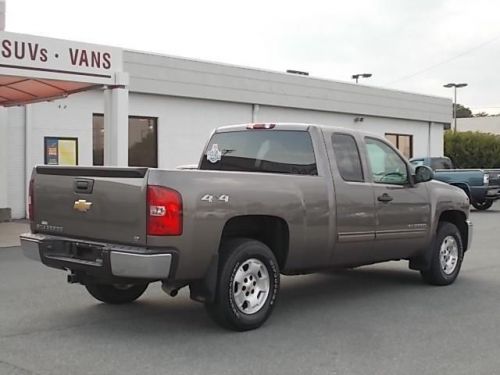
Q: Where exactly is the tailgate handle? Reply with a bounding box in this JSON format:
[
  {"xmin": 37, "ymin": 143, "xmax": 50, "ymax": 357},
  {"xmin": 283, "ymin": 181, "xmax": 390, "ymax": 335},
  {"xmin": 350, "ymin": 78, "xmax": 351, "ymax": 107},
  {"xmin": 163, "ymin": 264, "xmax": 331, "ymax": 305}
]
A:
[{"xmin": 74, "ymin": 179, "xmax": 94, "ymax": 194}]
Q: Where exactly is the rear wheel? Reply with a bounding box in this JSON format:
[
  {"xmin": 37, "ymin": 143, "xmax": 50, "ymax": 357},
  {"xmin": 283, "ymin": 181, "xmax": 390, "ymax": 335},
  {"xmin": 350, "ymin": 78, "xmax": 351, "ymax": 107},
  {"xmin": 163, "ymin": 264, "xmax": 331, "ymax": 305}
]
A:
[
  {"xmin": 472, "ymin": 200, "xmax": 493, "ymax": 210},
  {"xmin": 205, "ymin": 238, "xmax": 280, "ymax": 331},
  {"xmin": 421, "ymin": 222, "xmax": 464, "ymax": 286},
  {"xmin": 85, "ymin": 283, "xmax": 148, "ymax": 304}
]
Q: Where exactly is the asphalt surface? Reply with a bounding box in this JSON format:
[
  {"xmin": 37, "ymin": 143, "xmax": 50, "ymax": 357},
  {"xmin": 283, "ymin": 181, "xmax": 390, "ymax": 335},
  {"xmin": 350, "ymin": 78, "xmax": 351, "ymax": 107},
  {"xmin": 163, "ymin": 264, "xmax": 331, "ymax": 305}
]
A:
[{"xmin": 1, "ymin": 205, "xmax": 500, "ymax": 375}]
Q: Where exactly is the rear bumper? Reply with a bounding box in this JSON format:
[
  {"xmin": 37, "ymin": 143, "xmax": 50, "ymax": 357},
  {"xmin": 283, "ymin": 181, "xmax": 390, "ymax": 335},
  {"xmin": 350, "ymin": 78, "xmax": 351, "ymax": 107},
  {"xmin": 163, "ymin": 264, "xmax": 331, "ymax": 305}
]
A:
[
  {"xmin": 20, "ymin": 233, "xmax": 173, "ymax": 280},
  {"xmin": 485, "ymin": 186, "xmax": 500, "ymax": 200}
]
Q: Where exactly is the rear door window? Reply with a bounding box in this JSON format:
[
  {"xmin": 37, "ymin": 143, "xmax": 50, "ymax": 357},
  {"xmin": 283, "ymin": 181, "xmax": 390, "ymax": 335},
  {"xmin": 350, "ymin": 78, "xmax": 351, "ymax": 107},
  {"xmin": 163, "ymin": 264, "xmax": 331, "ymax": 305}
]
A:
[
  {"xmin": 200, "ymin": 130, "xmax": 318, "ymax": 175},
  {"xmin": 431, "ymin": 158, "xmax": 453, "ymax": 170},
  {"xmin": 332, "ymin": 133, "xmax": 364, "ymax": 182}
]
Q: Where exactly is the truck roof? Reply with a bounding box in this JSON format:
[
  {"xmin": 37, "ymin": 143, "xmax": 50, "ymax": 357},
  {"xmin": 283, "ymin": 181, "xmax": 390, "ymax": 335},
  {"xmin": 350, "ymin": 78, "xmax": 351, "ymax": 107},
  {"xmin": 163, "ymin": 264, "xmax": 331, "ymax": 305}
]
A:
[{"xmin": 215, "ymin": 122, "xmax": 379, "ymax": 138}]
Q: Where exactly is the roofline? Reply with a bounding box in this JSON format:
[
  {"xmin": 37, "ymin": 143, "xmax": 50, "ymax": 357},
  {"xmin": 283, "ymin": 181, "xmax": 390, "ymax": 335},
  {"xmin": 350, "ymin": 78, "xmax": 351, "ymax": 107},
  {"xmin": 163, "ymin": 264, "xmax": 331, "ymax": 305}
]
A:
[{"xmin": 124, "ymin": 49, "xmax": 449, "ymax": 102}]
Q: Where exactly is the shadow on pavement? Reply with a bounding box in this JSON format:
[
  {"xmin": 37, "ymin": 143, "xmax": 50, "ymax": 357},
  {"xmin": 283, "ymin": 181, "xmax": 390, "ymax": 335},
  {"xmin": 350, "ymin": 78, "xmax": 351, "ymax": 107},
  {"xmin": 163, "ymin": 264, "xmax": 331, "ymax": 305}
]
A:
[{"xmin": 45, "ymin": 265, "xmax": 433, "ymax": 337}]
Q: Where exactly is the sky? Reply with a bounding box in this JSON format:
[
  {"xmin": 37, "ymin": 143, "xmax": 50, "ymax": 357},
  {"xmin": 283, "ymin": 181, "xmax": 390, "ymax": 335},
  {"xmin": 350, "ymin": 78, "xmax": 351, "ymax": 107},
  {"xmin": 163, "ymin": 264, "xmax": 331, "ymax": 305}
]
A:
[{"xmin": 6, "ymin": 0, "xmax": 500, "ymax": 114}]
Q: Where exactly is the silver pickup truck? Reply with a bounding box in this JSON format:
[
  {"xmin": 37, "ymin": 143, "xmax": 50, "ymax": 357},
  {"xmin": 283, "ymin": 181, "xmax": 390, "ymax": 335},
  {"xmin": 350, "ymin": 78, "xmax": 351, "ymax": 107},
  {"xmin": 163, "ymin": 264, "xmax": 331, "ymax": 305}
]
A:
[{"xmin": 21, "ymin": 123, "xmax": 472, "ymax": 331}]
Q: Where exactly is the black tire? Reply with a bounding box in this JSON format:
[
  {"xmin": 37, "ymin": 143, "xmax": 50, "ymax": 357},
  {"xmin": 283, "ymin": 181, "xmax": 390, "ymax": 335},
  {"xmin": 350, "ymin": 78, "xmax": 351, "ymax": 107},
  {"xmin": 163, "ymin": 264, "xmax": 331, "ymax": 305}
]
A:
[
  {"xmin": 421, "ymin": 222, "xmax": 464, "ymax": 286},
  {"xmin": 85, "ymin": 283, "xmax": 148, "ymax": 304},
  {"xmin": 472, "ymin": 200, "xmax": 493, "ymax": 210},
  {"xmin": 205, "ymin": 238, "xmax": 280, "ymax": 331}
]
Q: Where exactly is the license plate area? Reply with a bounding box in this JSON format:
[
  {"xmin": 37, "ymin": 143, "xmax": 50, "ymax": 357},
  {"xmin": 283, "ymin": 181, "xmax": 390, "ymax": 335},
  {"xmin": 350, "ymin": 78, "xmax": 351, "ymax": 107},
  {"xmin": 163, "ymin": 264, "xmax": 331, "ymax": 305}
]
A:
[
  {"xmin": 43, "ymin": 241, "xmax": 105, "ymax": 265},
  {"xmin": 72, "ymin": 243, "xmax": 103, "ymax": 262}
]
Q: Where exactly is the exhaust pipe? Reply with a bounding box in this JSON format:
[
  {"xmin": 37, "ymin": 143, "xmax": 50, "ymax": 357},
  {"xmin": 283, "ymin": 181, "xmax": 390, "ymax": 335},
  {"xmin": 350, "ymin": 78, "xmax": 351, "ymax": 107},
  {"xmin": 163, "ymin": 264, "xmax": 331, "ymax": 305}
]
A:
[{"xmin": 67, "ymin": 273, "xmax": 81, "ymax": 284}]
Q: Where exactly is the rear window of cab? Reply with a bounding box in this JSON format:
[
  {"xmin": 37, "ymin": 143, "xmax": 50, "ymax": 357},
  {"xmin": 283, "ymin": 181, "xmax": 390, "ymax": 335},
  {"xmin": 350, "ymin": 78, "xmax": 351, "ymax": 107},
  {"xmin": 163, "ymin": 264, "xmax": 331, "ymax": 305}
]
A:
[{"xmin": 200, "ymin": 130, "xmax": 318, "ymax": 175}]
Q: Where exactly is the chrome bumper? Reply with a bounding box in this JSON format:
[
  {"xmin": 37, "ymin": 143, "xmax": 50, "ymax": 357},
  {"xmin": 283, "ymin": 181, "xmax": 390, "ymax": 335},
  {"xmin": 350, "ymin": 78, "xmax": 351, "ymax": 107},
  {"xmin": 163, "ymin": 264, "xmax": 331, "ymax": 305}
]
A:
[
  {"xmin": 20, "ymin": 233, "xmax": 172, "ymax": 280},
  {"xmin": 466, "ymin": 220, "xmax": 473, "ymax": 250}
]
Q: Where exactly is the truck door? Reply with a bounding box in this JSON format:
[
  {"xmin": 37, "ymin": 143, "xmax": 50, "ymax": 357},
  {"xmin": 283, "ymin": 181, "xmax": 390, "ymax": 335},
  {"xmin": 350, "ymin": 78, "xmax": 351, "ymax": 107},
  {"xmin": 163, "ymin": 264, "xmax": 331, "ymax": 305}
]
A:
[
  {"xmin": 328, "ymin": 132, "xmax": 378, "ymax": 266},
  {"xmin": 363, "ymin": 137, "xmax": 431, "ymax": 259}
]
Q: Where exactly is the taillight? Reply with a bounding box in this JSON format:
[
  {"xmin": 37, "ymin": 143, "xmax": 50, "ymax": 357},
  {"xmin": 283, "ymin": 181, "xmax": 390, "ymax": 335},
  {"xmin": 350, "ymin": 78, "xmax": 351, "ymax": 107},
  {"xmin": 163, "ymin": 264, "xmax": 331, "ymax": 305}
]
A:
[
  {"xmin": 147, "ymin": 185, "xmax": 183, "ymax": 236},
  {"xmin": 28, "ymin": 178, "xmax": 34, "ymax": 222},
  {"xmin": 484, "ymin": 173, "xmax": 490, "ymax": 185}
]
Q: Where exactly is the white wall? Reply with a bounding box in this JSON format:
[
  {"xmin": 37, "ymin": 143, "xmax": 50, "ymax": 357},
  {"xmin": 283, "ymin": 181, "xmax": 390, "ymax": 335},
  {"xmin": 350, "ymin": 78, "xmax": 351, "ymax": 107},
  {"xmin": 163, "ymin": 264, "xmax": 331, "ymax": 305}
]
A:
[
  {"xmin": 0, "ymin": 108, "xmax": 8, "ymax": 215},
  {"xmin": 129, "ymin": 94, "xmax": 252, "ymax": 168},
  {"xmin": 29, "ymin": 90, "xmax": 104, "ymax": 167},
  {"xmin": 257, "ymin": 105, "xmax": 444, "ymax": 158},
  {"xmin": 456, "ymin": 117, "xmax": 500, "ymax": 135}
]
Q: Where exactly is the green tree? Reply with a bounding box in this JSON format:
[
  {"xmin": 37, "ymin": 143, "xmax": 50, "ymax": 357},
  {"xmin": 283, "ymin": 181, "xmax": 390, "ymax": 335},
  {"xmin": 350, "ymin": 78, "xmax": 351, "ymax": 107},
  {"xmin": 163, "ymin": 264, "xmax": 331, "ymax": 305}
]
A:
[
  {"xmin": 455, "ymin": 104, "xmax": 473, "ymax": 118},
  {"xmin": 474, "ymin": 111, "xmax": 489, "ymax": 117},
  {"xmin": 444, "ymin": 131, "xmax": 500, "ymax": 168}
]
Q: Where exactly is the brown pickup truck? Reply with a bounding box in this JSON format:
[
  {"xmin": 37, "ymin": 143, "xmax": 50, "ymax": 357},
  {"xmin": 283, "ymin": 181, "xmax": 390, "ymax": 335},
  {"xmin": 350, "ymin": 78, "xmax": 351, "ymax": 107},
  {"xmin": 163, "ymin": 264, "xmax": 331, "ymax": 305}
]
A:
[{"xmin": 21, "ymin": 123, "xmax": 472, "ymax": 331}]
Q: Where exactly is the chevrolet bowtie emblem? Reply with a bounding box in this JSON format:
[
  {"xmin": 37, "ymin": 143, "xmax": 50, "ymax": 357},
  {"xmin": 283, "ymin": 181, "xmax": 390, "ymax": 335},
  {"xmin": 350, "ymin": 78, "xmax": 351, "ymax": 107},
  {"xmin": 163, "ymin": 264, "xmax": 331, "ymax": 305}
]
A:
[{"xmin": 73, "ymin": 199, "xmax": 92, "ymax": 212}]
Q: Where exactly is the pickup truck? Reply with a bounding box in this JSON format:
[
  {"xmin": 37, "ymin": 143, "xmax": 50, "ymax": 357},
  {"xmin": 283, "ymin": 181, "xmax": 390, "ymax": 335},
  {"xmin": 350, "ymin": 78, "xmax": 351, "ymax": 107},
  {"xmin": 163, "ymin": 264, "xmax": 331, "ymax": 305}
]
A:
[
  {"xmin": 410, "ymin": 156, "xmax": 500, "ymax": 210},
  {"xmin": 21, "ymin": 123, "xmax": 472, "ymax": 331}
]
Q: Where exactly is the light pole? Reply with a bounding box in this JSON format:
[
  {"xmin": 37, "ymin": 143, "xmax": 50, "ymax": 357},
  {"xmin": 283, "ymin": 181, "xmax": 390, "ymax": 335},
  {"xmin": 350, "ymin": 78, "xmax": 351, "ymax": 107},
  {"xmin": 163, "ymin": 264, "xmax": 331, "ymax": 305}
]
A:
[
  {"xmin": 352, "ymin": 73, "xmax": 372, "ymax": 84},
  {"xmin": 443, "ymin": 83, "xmax": 468, "ymax": 132}
]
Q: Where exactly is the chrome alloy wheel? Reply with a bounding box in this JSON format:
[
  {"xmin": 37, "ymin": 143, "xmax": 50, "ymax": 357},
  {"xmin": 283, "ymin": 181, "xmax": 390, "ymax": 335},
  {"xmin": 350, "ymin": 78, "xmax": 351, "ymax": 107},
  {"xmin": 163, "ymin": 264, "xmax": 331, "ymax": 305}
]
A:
[
  {"xmin": 232, "ymin": 258, "xmax": 270, "ymax": 314},
  {"xmin": 440, "ymin": 235, "xmax": 459, "ymax": 275}
]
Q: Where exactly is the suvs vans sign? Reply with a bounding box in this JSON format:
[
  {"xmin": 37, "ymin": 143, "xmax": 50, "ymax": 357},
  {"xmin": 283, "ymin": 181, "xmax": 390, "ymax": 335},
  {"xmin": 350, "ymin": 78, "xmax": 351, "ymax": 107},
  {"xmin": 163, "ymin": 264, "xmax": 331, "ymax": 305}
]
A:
[{"xmin": 0, "ymin": 31, "xmax": 122, "ymax": 85}]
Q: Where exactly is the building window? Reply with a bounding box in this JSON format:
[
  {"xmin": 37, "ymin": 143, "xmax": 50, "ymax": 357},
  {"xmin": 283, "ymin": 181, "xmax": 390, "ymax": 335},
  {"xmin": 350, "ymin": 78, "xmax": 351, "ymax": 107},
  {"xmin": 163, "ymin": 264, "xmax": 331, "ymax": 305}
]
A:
[
  {"xmin": 92, "ymin": 114, "xmax": 158, "ymax": 167},
  {"xmin": 385, "ymin": 133, "xmax": 413, "ymax": 158}
]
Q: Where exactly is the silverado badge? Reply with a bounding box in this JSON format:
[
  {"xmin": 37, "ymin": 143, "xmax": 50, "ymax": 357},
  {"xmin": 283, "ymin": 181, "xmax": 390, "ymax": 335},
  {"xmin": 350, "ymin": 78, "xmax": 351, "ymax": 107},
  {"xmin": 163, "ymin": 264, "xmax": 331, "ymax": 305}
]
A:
[{"xmin": 73, "ymin": 199, "xmax": 92, "ymax": 212}]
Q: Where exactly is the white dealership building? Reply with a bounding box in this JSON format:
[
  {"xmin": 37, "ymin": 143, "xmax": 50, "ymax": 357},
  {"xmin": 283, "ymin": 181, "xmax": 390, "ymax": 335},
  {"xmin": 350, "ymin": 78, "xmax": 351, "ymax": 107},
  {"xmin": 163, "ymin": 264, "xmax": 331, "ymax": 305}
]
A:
[{"xmin": 0, "ymin": 30, "xmax": 452, "ymax": 220}]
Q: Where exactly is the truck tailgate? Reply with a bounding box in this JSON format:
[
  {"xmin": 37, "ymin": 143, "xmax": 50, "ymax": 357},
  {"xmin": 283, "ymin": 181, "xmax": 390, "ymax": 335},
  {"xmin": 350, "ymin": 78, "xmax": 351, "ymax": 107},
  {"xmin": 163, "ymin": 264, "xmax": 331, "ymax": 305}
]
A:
[{"xmin": 32, "ymin": 166, "xmax": 148, "ymax": 246}]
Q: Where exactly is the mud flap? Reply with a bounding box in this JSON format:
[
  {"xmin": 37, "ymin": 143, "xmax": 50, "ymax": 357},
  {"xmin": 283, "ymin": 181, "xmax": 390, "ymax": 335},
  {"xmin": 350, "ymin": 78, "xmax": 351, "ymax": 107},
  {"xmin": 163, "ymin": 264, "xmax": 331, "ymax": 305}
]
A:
[{"xmin": 189, "ymin": 254, "xmax": 219, "ymax": 303}]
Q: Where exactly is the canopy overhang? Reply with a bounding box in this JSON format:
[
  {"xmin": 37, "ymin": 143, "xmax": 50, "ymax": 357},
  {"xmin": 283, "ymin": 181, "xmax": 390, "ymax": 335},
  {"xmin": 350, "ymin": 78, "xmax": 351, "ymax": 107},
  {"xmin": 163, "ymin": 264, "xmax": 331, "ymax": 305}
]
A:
[
  {"xmin": 0, "ymin": 75, "xmax": 99, "ymax": 106},
  {"xmin": 0, "ymin": 31, "xmax": 124, "ymax": 106},
  {"xmin": 0, "ymin": 31, "xmax": 130, "ymax": 168}
]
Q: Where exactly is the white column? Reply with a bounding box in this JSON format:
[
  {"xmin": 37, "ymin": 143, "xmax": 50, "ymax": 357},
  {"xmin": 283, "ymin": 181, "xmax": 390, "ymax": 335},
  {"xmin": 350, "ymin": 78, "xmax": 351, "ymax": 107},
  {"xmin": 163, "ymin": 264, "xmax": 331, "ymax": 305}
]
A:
[
  {"xmin": 103, "ymin": 85, "xmax": 129, "ymax": 166},
  {"xmin": 252, "ymin": 104, "xmax": 260, "ymax": 122},
  {"xmin": 0, "ymin": 107, "xmax": 10, "ymax": 220},
  {"xmin": 24, "ymin": 104, "xmax": 32, "ymax": 218}
]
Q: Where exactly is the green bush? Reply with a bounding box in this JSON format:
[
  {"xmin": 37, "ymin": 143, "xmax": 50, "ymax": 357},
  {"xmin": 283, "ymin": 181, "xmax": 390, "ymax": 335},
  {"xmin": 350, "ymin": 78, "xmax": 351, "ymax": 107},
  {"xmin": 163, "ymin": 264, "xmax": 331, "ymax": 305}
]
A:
[{"xmin": 444, "ymin": 131, "xmax": 500, "ymax": 168}]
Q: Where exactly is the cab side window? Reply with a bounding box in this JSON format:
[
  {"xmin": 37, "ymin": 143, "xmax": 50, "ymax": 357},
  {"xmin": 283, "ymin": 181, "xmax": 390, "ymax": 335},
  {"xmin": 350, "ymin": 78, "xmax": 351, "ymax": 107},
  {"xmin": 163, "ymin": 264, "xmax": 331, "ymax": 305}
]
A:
[
  {"xmin": 365, "ymin": 137, "xmax": 408, "ymax": 185},
  {"xmin": 332, "ymin": 133, "xmax": 364, "ymax": 182}
]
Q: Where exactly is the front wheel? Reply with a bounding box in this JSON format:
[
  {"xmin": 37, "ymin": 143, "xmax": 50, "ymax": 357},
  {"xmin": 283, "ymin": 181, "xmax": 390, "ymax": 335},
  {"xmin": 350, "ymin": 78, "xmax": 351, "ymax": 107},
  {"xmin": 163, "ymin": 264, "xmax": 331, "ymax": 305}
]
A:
[
  {"xmin": 472, "ymin": 200, "xmax": 493, "ymax": 210},
  {"xmin": 205, "ymin": 238, "xmax": 280, "ymax": 331},
  {"xmin": 85, "ymin": 283, "xmax": 148, "ymax": 304},
  {"xmin": 421, "ymin": 222, "xmax": 464, "ymax": 286}
]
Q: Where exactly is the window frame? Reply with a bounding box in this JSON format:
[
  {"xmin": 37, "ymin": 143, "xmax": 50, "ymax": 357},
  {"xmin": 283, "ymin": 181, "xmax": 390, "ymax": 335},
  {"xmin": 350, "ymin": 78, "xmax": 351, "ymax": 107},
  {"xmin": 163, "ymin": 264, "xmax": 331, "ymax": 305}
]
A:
[
  {"xmin": 385, "ymin": 133, "xmax": 413, "ymax": 158},
  {"xmin": 199, "ymin": 129, "xmax": 319, "ymax": 176},
  {"xmin": 331, "ymin": 132, "xmax": 365, "ymax": 183},
  {"xmin": 128, "ymin": 115, "xmax": 158, "ymax": 168},
  {"xmin": 92, "ymin": 113, "xmax": 158, "ymax": 168},
  {"xmin": 364, "ymin": 136, "xmax": 411, "ymax": 186}
]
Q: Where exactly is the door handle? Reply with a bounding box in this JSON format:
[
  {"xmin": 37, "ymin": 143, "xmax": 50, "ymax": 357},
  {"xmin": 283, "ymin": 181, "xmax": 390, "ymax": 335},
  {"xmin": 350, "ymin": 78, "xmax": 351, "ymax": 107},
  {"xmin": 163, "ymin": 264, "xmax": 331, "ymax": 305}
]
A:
[{"xmin": 377, "ymin": 193, "xmax": 393, "ymax": 203}]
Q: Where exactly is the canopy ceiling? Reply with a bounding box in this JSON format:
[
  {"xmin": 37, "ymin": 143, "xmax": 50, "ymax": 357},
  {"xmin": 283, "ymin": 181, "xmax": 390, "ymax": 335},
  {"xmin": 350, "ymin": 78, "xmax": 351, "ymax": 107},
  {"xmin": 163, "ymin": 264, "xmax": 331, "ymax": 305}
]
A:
[{"xmin": 0, "ymin": 75, "xmax": 99, "ymax": 106}]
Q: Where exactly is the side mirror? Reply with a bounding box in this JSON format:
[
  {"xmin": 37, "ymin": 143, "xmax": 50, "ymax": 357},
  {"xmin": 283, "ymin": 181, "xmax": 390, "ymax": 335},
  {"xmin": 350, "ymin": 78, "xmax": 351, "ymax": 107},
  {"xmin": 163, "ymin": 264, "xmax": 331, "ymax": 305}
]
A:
[{"xmin": 414, "ymin": 165, "xmax": 434, "ymax": 183}]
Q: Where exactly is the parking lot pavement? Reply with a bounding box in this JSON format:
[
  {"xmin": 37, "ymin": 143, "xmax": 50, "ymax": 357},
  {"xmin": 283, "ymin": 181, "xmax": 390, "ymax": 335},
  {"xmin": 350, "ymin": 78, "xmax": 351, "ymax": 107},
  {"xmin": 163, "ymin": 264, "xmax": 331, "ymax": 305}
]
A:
[
  {"xmin": 0, "ymin": 221, "xmax": 29, "ymax": 248},
  {"xmin": 1, "ymin": 204, "xmax": 500, "ymax": 375}
]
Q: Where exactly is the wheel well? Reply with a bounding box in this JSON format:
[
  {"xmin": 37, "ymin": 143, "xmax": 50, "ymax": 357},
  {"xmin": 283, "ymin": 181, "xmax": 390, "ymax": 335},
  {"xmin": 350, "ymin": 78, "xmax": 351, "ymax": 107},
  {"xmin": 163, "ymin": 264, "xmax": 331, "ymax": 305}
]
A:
[
  {"xmin": 439, "ymin": 210, "xmax": 468, "ymax": 250},
  {"xmin": 221, "ymin": 215, "xmax": 289, "ymax": 269}
]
